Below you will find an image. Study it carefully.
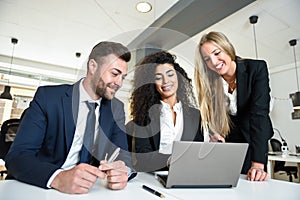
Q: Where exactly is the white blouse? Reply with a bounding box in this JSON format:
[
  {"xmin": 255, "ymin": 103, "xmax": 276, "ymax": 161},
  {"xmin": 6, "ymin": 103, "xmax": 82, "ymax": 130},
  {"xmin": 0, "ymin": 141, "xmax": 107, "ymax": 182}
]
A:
[
  {"xmin": 159, "ymin": 101, "xmax": 184, "ymax": 154},
  {"xmin": 222, "ymin": 78, "xmax": 237, "ymax": 116}
]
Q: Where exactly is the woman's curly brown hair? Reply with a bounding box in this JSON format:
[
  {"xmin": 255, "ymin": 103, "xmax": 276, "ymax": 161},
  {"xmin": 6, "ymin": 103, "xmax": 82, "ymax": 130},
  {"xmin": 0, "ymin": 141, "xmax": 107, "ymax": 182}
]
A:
[{"xmin": 129, "ymin": 51, "xmax": 197, "ymax": 126}]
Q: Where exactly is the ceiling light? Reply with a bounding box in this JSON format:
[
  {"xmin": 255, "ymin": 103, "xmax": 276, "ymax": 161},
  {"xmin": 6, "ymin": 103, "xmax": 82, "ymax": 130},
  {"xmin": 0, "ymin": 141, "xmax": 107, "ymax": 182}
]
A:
[{"xmin": 136, "ymin": 2, "xmax": 152, "ymax": 13}]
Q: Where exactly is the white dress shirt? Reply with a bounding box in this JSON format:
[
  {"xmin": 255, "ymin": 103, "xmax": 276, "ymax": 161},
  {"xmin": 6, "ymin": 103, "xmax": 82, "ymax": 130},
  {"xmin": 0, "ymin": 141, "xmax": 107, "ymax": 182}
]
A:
[
  {"xmin": 47, "ymin": 79, "xmax": 101, "ymax": 187},
  {"xmin": 159, "ymin": 101, "xmax": 183, "ymax": 154}
]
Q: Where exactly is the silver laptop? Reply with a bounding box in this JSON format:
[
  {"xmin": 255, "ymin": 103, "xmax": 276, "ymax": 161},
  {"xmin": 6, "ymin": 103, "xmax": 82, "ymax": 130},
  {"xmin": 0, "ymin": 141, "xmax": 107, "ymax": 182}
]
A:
[{"xmin": 156, "ymin": 141, "xmax": 248, "ymax": 188}]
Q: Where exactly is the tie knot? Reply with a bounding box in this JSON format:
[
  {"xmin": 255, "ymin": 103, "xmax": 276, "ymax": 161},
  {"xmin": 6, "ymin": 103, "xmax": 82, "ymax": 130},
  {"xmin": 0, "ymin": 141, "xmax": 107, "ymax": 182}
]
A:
[{"xmin": 86, "ymin": 102, "xmax": 97, "ymax": 110}]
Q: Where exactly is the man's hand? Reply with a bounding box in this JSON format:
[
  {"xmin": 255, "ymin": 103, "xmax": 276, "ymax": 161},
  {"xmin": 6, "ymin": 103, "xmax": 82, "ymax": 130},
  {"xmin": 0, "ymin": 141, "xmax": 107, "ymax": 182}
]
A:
[
  {"xmin": 99, "ymin": 160, "xmax": 128, "ymax": 190},
  {"xmin": 50, "ymin": 163, "xmax": 105, "ymax": 194}
]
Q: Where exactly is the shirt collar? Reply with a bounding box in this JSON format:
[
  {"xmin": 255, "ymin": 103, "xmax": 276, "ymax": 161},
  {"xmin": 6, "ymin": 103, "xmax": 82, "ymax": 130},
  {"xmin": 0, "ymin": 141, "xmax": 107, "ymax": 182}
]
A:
[
  {"xmin": 160, "ymin": 100, "xmax": 182, "ymax": 112},
  {"xmin": 222, "ymin": 78, "xmax": 237, "ymax": 96},
  {"xmin": 79, "ymin": 78, "xmax": 102, "ymax": 105}
]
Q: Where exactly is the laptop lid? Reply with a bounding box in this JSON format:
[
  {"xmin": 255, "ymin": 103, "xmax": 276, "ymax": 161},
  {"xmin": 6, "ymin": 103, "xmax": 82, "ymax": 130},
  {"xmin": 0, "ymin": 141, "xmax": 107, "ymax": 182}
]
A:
[{"xmin": 162, "ymin": 141, "xmax": 248, "ymax": 188}]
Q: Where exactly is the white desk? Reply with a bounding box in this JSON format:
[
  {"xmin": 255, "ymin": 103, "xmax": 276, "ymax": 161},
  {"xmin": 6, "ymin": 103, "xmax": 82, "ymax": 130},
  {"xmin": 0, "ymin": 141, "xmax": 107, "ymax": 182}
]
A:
[
  {"xmin": 0, "ymin": 173, "xmax": 299, "ymax": 200},
  {"xmin": 268, "ymin": 154, "xmax": 300, "ymax": 182}
]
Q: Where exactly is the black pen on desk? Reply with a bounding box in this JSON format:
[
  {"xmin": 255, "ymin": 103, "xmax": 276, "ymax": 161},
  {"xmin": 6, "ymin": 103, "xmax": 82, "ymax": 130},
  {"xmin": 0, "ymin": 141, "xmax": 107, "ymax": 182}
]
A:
[{"xmin": 142, "ymin": 185, "xmax": 165, "ymax": 198}]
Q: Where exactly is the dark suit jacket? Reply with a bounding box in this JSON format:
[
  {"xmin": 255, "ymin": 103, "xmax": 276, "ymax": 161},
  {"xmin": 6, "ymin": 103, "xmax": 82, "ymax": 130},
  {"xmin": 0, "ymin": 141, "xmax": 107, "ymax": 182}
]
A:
[
  {"xmin": 126, "ymin": 104, "xmax": 203, "ymax": 172},
  {"xmin": 5, "ymin": 80, "xmax": 130, "ymax": 188},
  {"xmin": 228, "ymin": 58, "xmax": 273, "ymax": 173}
]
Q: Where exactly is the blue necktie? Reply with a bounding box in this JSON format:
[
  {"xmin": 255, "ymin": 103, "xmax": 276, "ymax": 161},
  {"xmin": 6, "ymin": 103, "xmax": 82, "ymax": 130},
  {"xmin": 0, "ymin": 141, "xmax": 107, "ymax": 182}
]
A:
[{"xmin": 80, "ymin": 102, "xmax": 97, "ymax": 163}]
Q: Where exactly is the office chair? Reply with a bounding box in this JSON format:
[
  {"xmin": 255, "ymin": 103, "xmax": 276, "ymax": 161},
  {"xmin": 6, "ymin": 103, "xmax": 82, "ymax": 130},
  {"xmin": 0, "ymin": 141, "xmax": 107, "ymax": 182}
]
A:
[
  {"xmin": 0, "ymin": 118, "xmax": 20, "ymax": 176},
  {"xmin": 269, "ymin": 138, "xmax": 298, "ymax": 182}
]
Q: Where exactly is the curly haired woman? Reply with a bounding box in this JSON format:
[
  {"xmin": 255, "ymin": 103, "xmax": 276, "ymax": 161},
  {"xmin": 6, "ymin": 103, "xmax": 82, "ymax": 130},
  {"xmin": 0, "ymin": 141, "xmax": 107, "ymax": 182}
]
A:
[{"xmin": 126, "ymin": 51, "xmax": 203, "ymax": 172}]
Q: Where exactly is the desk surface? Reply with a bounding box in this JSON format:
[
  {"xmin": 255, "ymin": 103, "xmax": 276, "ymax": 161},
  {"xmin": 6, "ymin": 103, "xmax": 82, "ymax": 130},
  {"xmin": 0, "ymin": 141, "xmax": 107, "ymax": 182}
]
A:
[
  {"xmin": 268, "ymin": 154, "xmax": 300, "ymax": 162},
  {"xmin": 0, "ymin": 173, "xmax": 299, "ymax": 200}
]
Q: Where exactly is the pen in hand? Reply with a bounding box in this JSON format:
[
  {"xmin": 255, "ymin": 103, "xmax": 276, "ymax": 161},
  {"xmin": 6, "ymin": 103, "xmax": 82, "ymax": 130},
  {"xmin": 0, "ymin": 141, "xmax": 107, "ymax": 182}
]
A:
[
  {"xmin": 107, "ymin": 147, "xmax": 120, "ymax": 163},
  {"xmin": 99, "ymin": 147, "xmax": 120, "ymax": 172},
  {"xmin": 142, "ymin": 185, "xmax": 165, "ymax": 198}
]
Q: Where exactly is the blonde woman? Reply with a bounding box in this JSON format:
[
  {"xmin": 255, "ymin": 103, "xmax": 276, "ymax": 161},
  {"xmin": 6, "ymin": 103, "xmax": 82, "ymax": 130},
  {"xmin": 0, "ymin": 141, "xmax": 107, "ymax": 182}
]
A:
[{"xmin": 194, "ymin": 31, "xmax": 273, "ymax": 181}]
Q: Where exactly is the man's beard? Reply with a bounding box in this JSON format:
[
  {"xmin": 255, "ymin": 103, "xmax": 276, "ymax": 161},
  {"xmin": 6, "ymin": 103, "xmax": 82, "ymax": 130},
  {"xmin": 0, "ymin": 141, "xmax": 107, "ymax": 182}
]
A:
[{"xmin": 96, "ymin": 78, "xmax": 119, "ymax": 99}]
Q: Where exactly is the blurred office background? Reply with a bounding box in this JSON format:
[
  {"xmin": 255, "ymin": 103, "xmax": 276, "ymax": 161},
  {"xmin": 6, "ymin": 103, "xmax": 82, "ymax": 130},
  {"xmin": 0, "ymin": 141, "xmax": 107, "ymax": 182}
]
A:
[{"xmin": 0, "ymin": 0, "xmax": 299, "ymax": 182}]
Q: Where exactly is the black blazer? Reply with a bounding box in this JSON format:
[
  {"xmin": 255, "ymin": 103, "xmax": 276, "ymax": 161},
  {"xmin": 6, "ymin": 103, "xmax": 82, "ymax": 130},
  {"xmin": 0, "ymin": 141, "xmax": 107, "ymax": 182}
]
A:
[
  {"xmin": 126, "ymin": 103, "xmax": 203, "ymax": 172},
  {"xmin": 228, "ymin": 58, "xmax": 273, "ymax": 173}
]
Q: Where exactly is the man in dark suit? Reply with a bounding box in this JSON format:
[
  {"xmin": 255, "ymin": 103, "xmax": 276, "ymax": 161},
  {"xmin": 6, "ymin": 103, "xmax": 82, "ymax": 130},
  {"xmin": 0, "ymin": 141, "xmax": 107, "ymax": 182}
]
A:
[{"xmin": 5, "ymin": 41, "xmax": 133, "ymax": 194}]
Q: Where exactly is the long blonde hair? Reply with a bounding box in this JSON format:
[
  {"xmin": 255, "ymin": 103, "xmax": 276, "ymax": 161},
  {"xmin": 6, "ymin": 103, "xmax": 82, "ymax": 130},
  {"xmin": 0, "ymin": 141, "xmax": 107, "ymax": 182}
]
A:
[{"xmin": 194, "ymin": 31, "xmax": 236, "ymax": 137}]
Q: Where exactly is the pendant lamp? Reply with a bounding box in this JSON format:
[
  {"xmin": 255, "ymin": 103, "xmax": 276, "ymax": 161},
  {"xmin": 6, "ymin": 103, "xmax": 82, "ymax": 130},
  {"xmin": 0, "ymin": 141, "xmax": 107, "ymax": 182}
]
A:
[
  {"xmin": 249, "ymin": 15, "xmax": 258, "ymax": 59},
  {"xmin": 0, "ymin": 85, "xmax": 13, "ymax": 100},
  {"xmin": 289, "ymin": 39, "xmax": 300, "ymax": 119},
  {"xmin": 0, "ymin": 38, "xmax": 18, "ymax": 100}
]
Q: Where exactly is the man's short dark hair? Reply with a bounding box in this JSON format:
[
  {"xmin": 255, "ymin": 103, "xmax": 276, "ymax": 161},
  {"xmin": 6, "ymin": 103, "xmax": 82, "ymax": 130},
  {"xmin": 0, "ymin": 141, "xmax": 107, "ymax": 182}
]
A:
[{"xmin": 89, "ymin": 41, "xmax": 131, "ymax": 63}]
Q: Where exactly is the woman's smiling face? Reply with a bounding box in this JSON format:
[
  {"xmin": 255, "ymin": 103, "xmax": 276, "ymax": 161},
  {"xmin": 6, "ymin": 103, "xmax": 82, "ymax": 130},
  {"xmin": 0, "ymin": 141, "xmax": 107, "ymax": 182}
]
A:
[
  {"xmin": 200, "ymin": 41, "xmax": 233, "ymax": 76},
  {"xmin": 154, "ymin": 63, "xmax": 178, "ymax": 100}
]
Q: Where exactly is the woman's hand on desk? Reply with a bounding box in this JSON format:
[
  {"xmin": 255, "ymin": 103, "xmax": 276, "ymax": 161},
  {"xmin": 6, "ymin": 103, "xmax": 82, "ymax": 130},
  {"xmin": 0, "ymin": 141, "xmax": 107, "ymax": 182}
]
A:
[
  {"xmin": 99, "ymin": 160, "xmax": 128, "ymax": 190},
  {"xmin": 247, "ymin": 162, "xmax": 269, "ymax": 181},
  {"xmin": 50, "ymin": 163, "xmax": 105, "ymax": 194}
]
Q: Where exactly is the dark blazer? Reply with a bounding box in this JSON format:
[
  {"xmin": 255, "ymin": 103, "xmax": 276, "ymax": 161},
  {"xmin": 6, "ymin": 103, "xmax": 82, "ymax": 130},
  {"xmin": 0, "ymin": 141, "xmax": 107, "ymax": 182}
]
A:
[
  {"xmin": 227, "ymin": 58, "xmax": 273, "ymax": 173},
  {"xmin": 5, "ymin": 80, "xmax": 130, "ymax": 188},
  {"xmin": 126, "ymin": 104, "xmax": 203, "ymax": 172}
]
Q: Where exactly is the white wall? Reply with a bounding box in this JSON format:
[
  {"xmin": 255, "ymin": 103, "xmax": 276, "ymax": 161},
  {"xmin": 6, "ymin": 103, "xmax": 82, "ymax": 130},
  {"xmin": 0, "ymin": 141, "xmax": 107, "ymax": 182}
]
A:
[{"xmin": 270, "ymin": 63, "xmax": 300, "ymax": 153}]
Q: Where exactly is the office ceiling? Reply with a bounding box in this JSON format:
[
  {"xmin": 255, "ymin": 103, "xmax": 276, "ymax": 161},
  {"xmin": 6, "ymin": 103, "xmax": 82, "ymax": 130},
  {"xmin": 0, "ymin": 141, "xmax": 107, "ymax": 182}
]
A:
[
  {"xmin": 0, "ymin": 0, "xmax": 179, "ymax": 86},
  {"xmin": 0, "ymin": 0, "xmax": 299, "ymax": 87}
]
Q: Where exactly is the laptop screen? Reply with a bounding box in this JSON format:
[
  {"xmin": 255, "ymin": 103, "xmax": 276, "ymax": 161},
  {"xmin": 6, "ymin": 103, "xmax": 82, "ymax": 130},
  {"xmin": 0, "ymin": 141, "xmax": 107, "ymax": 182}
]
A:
[{"xmin": 160, "ymin": 141, "xmax": 248, "ymax": 188}]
